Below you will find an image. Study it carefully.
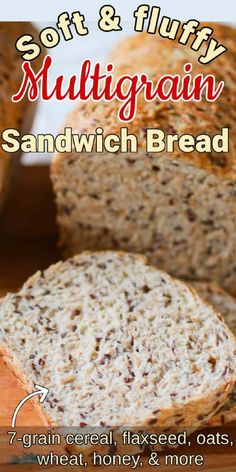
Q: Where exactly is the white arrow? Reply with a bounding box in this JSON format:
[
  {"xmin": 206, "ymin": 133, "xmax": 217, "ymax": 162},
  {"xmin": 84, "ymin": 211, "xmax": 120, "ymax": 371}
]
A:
[{"xmin": 12, "ymin": 384, "xmax": 49, "ymax": 428}]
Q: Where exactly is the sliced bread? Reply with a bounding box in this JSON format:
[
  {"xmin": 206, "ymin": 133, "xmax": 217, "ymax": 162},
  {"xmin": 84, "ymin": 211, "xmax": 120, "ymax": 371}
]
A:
[
  {"xmin": 51, "ymin": 23, "xmax": 236, "ymax": 296},
  {"xmin": 189, "ymin": 281, "xmax": 236, "ymax": 426},
  {"xmin": 0, "ymin": 252, "xmax": 236, "ymax": 434}
]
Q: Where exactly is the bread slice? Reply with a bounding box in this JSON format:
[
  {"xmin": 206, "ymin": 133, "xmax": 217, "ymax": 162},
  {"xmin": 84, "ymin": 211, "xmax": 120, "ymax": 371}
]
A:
[
  {"xmin": 51, "ymin": 23, "xmax": 236, "ymax": 296},
  {"xmin": 0, "ymin": 252, "xmax": 236, "ymax": 433},
  {"xmin": 189, "ymin": 281, "xmax": 236, "ymax": 426}
]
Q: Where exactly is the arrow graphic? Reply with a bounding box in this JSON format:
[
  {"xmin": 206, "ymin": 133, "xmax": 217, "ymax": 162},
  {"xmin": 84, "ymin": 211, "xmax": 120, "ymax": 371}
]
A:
[{"xmin": 11, "ymin": 384, "xmax": 49, "ymax": 428}]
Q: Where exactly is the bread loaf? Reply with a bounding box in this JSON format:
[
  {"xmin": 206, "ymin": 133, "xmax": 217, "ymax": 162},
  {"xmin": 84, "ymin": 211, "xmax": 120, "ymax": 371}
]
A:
[
  {"xmin": 0, "ymin": 252, "xmax": 235, "ymax": 434},
  {"xmin": 51, "ymin": 23, "xmax": 236, "ymax": 295},
  {"xmin": 189, "ymin": 281, "xmax": 236, "ymax": 426},
  {"xmin": 0, "ymin": 22, "xmax": 42, "ymax": 210}
]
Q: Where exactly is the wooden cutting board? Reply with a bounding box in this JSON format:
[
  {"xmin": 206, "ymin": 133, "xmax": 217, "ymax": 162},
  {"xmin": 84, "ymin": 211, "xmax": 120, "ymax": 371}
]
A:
[{"xmin": 0, "ymin": 165, "xmax": 235, "ymax": 471}]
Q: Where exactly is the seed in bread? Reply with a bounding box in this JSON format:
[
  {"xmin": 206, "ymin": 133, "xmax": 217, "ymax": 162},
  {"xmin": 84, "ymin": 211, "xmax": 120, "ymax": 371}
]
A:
[
  {"xmin": 0, "ymin": 252, "xmax": 235, "ymax": 432},
  {"xmin": 51, "ymin": 23, "xmax": 236, "ymax": 295},
  {"xmin": 189, "ymin": 281, "xmax": 236, "ymax": 426}
]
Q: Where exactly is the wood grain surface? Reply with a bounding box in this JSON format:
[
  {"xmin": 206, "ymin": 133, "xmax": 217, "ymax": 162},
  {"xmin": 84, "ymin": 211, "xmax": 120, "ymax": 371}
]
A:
[{"xmin": 0, "ymin": 165, "xmax": 235, "ymax": 471}]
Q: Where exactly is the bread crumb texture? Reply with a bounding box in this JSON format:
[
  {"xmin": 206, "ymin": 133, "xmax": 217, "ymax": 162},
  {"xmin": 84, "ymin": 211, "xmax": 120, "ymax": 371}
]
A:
[
  {"xmin": 190, "ymin": 281, "xmax": 236, "ymax": 426},
  {"xmin": 0, "ymin": 252, "xmax": 235, "ymax": 428},
  {"xmin": 51, "ymin": 24, "xmax": 236, "ymax": 294}
]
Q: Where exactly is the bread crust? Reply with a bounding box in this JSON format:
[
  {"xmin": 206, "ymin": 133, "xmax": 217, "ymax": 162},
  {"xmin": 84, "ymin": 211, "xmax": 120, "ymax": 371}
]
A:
[
  {"xmin": 188, "ymin": 281, "xmax": 236, "ymax": 427},
  {"xmin": 0, "ymin": 22, "xmax": 44, "ymax": 210},
  {"xmin": 207, "ymin": 390, "xmax": 236, "ymax": 427},
  {"xmin": 108, "ymin": 22, "xmax": 236, "ymax": 179}
]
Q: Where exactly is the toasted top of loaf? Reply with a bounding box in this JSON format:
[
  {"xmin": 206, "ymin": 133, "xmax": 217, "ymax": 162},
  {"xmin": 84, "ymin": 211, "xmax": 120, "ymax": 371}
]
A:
[
  {"xmin": 53, "ymin": 23, "xmax": 236, "ymax": 180},
  {"xmin": 0, "ymin": 22, "xmax": 43, "ymax": 206},
  {"xmin": 0, "ymin": 252, "xmax": 236, "ymax": 427}
]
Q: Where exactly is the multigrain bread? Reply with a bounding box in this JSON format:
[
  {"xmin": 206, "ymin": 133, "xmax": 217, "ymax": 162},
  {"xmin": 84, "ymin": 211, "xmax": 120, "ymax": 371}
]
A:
[
  {"xmin": 0, "ymin": 22, "xmax": 43, "ymax": 210},
  {"xmin": 191, "ymin": 282, "xmax": 236, "ymax": 341},
  {"xmin": 189, "ymin": 281, "xmax": 236, "ymax": 426},
  {"xmin": 51, "ymin": 23, "xmax": 236, "ymax": 295},
  {"xmin": 0, "ymin": 252, "xmax": 236, "ymax": 436}
]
